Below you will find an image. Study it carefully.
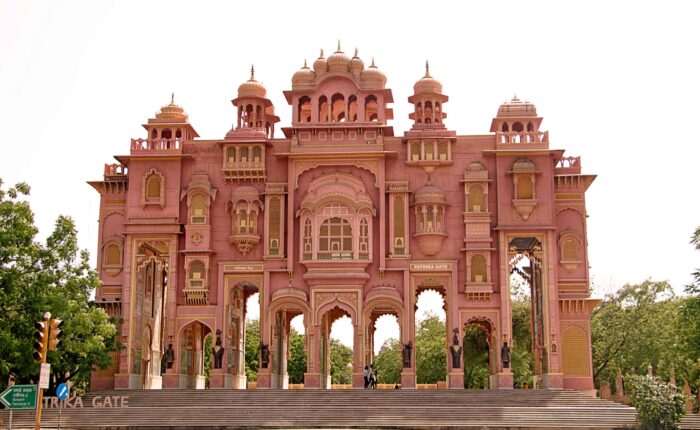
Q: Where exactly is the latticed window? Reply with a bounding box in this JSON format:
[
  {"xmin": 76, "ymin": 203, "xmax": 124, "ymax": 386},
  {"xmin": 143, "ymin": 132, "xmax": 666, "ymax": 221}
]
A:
[
  {"xmin": 410, "ymin": 142, "xmax": 421, "ymax": 161},
  {"xmin": 190, "ymin": 194, "xmax": 207, "ymax": 224},
  {"xmin": 268, "ymin": 197, "xmax": 281, "ymax": 256},
  {"xmin": 189, "ymin": 261, "xmax": 205, "ymax": 289},
  {"xmin": 516, "ymin": 174, "xmax": 534, "ymax": 199},
  {"xmin": 146, "ymin": 175, "xmax": 161, "ymax": 201},
  {"xmin": 359, "ymin": 218, "xmax": 369, "ymax": 259},
  {"xmin": 240, "ymin": 147, "xmax": 249, "ymax": 163},
  {"xmin": 253, "ymin": 146, "xmax": 262, "ymax": 163},
  {"xmin": 438, "ymin": 141, "xmax": 449, "ymax": 160},
  {"xmin": 562, "ymin": 326, "xmax": 590, "ymax": 376},
  {"xmin": 318, "ymin": 217, "xmax": 352, "ymax": 260},
  {"xmin": 393, "ymin": 195, "xmax": 405, "ymax": 254},
  {"xmin": 303, "ymin": 219, "xmax": 312, "ymax": 260},
  {"xmin": 104, "ymin": 243, "xmax": 121, "ymax": 267},
  {"xmin": 468, "ymin": 185, "xmax": 485, "ymax": 212},
  {"xmin": 470, "ymin": 254, "xmax": 488, "ymax": 283}
]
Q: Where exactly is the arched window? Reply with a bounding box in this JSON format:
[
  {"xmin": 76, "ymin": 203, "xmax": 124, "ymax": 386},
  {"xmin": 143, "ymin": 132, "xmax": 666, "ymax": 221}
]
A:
[
  {"xmin": 437, "ymin": 141, "xmax": 448, "ymax": 160},
  {"xmin": 255, "ymin": 106, "xmax": 263, "ymax": 127},
  {"xmin": 527, "ymin": 122, "xmax": 534, "ymax": 132},
  {"xmin": 104, "ymin": 243, "xmax": 121, "ymax": 267},
  {"xmin": 318, "ymin": 217, "xmax": 352, "ymax": 260},
  {"xmin": 227, "ymin": 146, "xmax": 236, "ymax": 164},
  {"xmin": 348, "ymin": 95, "xmax": 358, "ymax": 121},
  {"xmin": 563, "ymin": 239, "xmax": 579, "ymax": 261},
  {"xmin": 319, "ymin": 96, "xmax": 328, "ymax": 122},
  {"xmin": 240, "ymin": 146, "xmax": 249, "ymax": 163},
  {"xmin": 468, "ymin": 185, "xmax": 485, "ymax": 212},
  {"xmin": 189, "ymin": 261, "xmax": 205, "ymax": 289},
  {"xmin": 303, "ymin": 219, "xmax": 312, "ymax": 260},
  {"xmin": 516, "ymin": 174, "xmax": 534, "ymax": 199},
  {"xmin": 410, "ymin": 142, "xmax": 421, "ymax": 161},
  {"xmin": 501, "ymin": 122, "xmax": 509, "ymax": 132},
  {"xmin": 424, "ymin": 101, "xmax": 433, "ymax": 124},
  {"xmin": 162, "ymin": 128, "xmax": 172, "ymax": 139},
  {"xmin": 365, "ymin": 95, "xmax": 378, "ymax": 121},
  {"xmin": 470, "ymin": 254, "xmax": 488, "ymax": 283},
  {"xmin": 190, "ymin": 194, "xmax": 207, "ymax": 224},
  {"xmin": 151, "ymin": 129, "xmax": 158, "ymax": 139},
  {"xmin": 175, "ymin": 128, "xmax": 182, "ymax": 139},
  {"xmin": 253, "ymin": 146, "xmax": 262, "ymax": 163},
  {"xmin": 359, "ymin": 218, "xmax": 369, "ymax": 259},
  {"xmin": 331, "ymin": 93, "xmax": 345, "ymax": 122},
  {"xmin": 434, "ymin": 102, "xmax": 441, "ymax": 123},
  {"xmin": 513, "ymin": 122, "xmax": 524, "ymax": 132},
  {"xmin": 268, "ymin": 197, "xmax": 281, "ymax": 256},
  {"xmin": 244, "ymin": 104, "xmax": 254, "ymax": 127},
  {"xmin": 298, "ymin": 96, "xmax": 311, "ymax": 122},
  {"xmin": 146, "ymin": 175, "xmax": 161, "ymax": 202}
]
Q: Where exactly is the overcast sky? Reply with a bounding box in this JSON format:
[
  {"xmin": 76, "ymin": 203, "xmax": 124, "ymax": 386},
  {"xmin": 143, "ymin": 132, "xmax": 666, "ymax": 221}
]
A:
[{"xmin": 1, "ymin": 1, "xmax": 699, "ymax": 348}]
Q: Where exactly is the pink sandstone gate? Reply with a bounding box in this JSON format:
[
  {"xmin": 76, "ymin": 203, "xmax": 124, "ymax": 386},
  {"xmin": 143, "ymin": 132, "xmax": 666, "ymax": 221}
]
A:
[{"xmin": 88, "ymin": 44, "xmax": 598, "ymax": 394}]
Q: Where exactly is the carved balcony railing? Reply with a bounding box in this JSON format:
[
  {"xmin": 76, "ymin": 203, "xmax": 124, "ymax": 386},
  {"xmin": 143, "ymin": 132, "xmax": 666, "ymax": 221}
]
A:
[
  {"xmin": 496, "ymin": 131, "xmax": 548, "ymax": 145},
  {"xmin": 103, "ymin": 163, "xmax": 128, "ymax": 178},
  {"xmin": 130, "ymin": 138, "xmax": 183, "ymax": 154},
  {"xmin": 554, "ymin": 156, "xmax": 581, "ymax": 174},
  {"xmin": 222, "ymin": 160, "xmax": 266, "ymax": 182}
]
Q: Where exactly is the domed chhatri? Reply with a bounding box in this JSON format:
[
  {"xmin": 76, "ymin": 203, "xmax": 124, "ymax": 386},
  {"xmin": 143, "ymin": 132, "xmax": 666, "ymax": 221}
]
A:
[{"xmin": 90, "ymin": 44, "xmax": 597, "ymax": 396}]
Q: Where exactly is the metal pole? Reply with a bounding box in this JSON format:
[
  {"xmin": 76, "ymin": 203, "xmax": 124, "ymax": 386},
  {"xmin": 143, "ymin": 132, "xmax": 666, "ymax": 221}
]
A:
[
  {"xmin": 35, "ymin": 312, "xmax": 50, "ymax": 430},
  {"xmin": 57, "ymin": 400, "xmax": 62, "ymax": 430},
  {"xmin": 9, "ymin": 409, "xmax": 12, "ymax": 430}
]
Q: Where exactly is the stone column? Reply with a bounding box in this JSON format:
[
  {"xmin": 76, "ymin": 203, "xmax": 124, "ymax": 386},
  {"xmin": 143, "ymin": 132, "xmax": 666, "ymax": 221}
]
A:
[{"xmin": 303, "ymin": 323, "xmax": 322, "ymax": 389}]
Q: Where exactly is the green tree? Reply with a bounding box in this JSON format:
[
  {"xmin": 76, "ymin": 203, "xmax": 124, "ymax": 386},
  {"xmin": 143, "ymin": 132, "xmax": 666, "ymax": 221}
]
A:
[
  {"xmin": 330, "ymin": 338, "xmax": 353, "ymax": 384},
  {"xmin": 416, "ymin": 313, "xmax": 446, "ymax": 384},
  {"xmin": 591, "ymin": 280, "xmax": 686, "ymax": 387},
  {"xmin": 373, "ymin": 338, "xmax": 401, "ymax": 384},
  {"xmin": 463, "ymin": 327, "xmax": 489, "ymax": 388},
  {"xmin": 0, "ymin": 180, "xmax": 117, "ymax": 391},
  {"xmin": 626, "ymin": 374, "xmax": 686, "ymax": 430},
  {"xmin": 288, "ymin": 328, "xmax": 306, "ymax": 384},
  {"xmin": 511, "ymin": 299, "xmax": 534, "ymax": 388},
  {"xmin": 203, "ymin": 334, "xmax": 212, "ymax": 388},
  {"xmin": 244, "ymin": 318, "xmax": 260, "ymax": 381}
]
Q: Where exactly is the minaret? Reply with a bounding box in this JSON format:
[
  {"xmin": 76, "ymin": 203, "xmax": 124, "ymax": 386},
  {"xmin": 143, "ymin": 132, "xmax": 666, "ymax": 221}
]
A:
[
  {"xmin": 230, "ymin": 65, "xmax": 279, "ymax": 139},
  {"xmin": 408, "ymin": 61, "xmax": 449, "ymax": 127}
]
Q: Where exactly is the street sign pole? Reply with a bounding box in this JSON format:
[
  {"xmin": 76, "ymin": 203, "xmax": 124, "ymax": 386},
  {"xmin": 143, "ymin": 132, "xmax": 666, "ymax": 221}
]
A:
[
  {"xmin": 9, "ymin": 409, "xmax": 12, "ymax": 430},
  {"xmin": 55, "ymin": 383, "xmax": 69, "ymax": 430}
]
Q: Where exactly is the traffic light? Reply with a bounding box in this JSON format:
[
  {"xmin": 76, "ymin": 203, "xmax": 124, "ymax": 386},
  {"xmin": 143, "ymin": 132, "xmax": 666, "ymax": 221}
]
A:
[
  {"xmin": 48, "ymin": 318, "xmax": 63, "ymax": 351},
  {"xmin": 33, "ymin": 321, "xmax": 48, "ymax": 363}
]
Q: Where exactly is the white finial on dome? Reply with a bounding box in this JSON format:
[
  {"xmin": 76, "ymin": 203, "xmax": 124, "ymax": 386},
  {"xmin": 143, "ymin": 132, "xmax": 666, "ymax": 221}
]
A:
[
  {"xmin": 354, "ymin": 48, "xmax": 359, "ymax": 58},
  {"xmin": 171, "ymin": 92, "xmax": 175, "ymax": 104},
  {"xmin": 425, "ymin": 61, "xmax": 431, "ymax": 78},
  {"xmin": 370, "ymin": 57, "xmax": 376, "ymax": 68},
  {"xmin": 336, "ymin": 39, "xmax": 342, "ymax": 52},
  {"xmin": 250, "ymin": 65, "xmax": 255, "ymax": 81},
  {"xmin": 319, "ymin": 49, "xmax": 324, "ymax": 58}
]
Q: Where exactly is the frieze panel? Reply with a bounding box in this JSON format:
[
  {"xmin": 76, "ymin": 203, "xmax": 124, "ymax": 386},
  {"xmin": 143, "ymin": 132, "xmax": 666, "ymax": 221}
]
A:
[{"xmin": 294, "ymin": 159, "xmax": 379, "ymax": 189}]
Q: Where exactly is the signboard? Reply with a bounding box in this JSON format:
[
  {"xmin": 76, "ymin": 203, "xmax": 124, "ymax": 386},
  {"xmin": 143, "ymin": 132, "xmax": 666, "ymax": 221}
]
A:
[
  {"xmin": 56, "ymin": 383, "xmax": 69, "ymax": 401},
  {"xmin": 39, "ymin": 363, "xmax": 51, "ymax": 389},
  {"xmin": 409, "ymin": 262, "xmax": 453, "ymax": 272},
  {"xmin": 0, "ymin": 385, "xmax": 37, "ymax": 409}
]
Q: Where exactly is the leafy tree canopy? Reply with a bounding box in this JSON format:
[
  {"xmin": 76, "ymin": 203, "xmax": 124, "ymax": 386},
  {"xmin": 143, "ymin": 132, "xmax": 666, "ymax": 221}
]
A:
[
  {"xmin": 373, "ymin": 338, "xmax": 401, "ymax": 385},
  {"xmin": 0, "ymin": 179, "xmax": 117, "ymax": 392}
]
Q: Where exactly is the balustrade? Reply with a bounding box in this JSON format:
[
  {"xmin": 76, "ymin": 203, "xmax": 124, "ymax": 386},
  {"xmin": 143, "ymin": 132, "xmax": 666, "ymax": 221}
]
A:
[
  {"xmin": 103, "ymin": 163, "xmax": 127, "ymax": 177},
  {"xmin": 496, "ymin": 131, "xmax": 548, "ymax": 144},
  {"xmin": 130, "ymin": 138, "xmax": 182, "ymax": 152}
]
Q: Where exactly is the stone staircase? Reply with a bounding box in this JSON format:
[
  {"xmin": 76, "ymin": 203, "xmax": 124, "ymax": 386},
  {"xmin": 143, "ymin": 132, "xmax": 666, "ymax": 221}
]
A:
[{"xmin": 0, "ymin": 388, "xmax": 696, "ymax": 429}]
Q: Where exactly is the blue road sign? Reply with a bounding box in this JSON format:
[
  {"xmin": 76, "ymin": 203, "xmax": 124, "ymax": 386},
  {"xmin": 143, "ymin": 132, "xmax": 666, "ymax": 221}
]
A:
[{"xmin": 56, "ymin": 383, "xmax": 69, "ymax": 401}]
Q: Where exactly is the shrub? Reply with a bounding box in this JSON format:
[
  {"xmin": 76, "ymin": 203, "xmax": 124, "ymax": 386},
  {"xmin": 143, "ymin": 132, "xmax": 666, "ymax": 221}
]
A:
[{"xmin": 626, "ymin": 374, "xmax": 686, "ymax": 429}]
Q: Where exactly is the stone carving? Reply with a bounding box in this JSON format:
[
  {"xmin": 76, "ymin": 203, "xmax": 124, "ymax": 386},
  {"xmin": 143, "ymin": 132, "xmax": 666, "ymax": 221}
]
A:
[
  {"xmin": 164, "ymin": 343, "xmax": 175, "ymax": 369},
  {"xmin": 213, "ymin": 329, "xmax": 224, "ymax": 369},
  {"xmin": 450, "ymin": 328, "xmax": 462, "ymax": 369},
  {"xmin": 259, "ymin": 342, "xmax": 270, "ymax": 369},
  {"xmin": 402, "ymin": 341, "xmax": 413, "ymax": 368},
  {"xmin": 501, "ymin": 342, "xmax": 511, "ymax": 369}
]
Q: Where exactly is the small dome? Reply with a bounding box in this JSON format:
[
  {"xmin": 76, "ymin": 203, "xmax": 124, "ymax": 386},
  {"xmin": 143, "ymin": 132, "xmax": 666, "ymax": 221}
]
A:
[
  {"xmin": 350, "ymin": 48, "xmax": 364, "ymax": 75},
  {"xmin": 156, "ymin": 94, "xmax": 188, "ymax": 120},
  {"xmin": 467, "ymin": 161, "xmax": 486, "ymax": 172},
  {"xmin": 512, "ymin": 158, "xmax": 536, "ymax": 172},
  {"xmin": 414, "ymin": 183, "xmax": 447, "ymax": 205},
  {"xmin": 327, "ymin": 42, "xmax": 350, "ymax": 72},
  {"xmin": 413, "ymin": 61, "xmax": 442, "ymax": 95},
  {"xmin": 360, "ymin": 58, "xmax": 387, "ymax": 89},
  {"xmin": 237, "ymin": 66, "xmax": 267, "ymax": 98},
  {"xmin": 497, "ymin": 96, "xmax": 537, "ymax": 117},
  {"xmin": 313, "ymin": 49, "xmax": 327, "ymax": 75},
  {"xmin": 292, "ymin": 60, "xmax": 315, "ymax": 87}
]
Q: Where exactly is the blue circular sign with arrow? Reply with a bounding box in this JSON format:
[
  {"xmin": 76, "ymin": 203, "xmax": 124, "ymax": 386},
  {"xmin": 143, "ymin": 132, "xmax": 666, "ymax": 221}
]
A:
[{"xmin": 56, "ymin": 383, "xmax": 69, "ymax": 401}]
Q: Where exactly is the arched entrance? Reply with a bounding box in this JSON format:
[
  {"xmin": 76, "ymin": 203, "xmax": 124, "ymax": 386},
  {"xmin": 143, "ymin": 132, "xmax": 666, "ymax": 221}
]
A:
[
  {"xmin": 225, "ymin": 281, "xmax": 259, "ymax": 389},
  {"xmin": 268, "ymin": 287, "xmax": 309, "ymax": 389},
  {"xmin": 415, "ymin": 282, "xmax": 448, "ymax": 387},
  {"xmin": 364, "ymin": 292, "xmax": 404, "ymax": 387},
  {"xmin": 178, "ymin": 320, "xmax": 213, "ymax": 389},
  {"xmin": 463, "ymin": 317, "xmax": 495, "ymax": 389}
]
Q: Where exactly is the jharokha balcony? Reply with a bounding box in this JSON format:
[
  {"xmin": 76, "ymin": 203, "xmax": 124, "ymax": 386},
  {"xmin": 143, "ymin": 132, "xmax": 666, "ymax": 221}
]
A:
[
  {"xmin": 130, "ymin": 138, "xmax": 183, "ymax": 155},
  {"xmin": 495, "ymin": 130, "xmax": 548, "ymax": 145}
]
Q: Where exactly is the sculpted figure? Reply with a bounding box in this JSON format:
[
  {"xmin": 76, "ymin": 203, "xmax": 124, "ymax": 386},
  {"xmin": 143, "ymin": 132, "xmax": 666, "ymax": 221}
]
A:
[
  {"xmin": 259, "ymin": 342, "xmax": 270, "ymax": 369},
  {"xmin": 501, "ymin": 342, "xmax": 511, "ymax": 369},
  {"xmin": 450, "ymin": 328, "xmax": 462, "ymax": 369},
  {"xmin": 164, "ymin": 343, "xmax": 175, "ymax": 369},
  {"xmin": 402, "ymin": 341, "xmax": 413, "ymax": 368},
  {"xmin": 213, "ymin": 329, "xmax": 224, "ymax": 369}
]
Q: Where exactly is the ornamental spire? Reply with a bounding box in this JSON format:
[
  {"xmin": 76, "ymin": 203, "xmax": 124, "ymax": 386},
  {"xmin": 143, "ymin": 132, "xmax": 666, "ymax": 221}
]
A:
[
  {"xmin": 425, "ymin": 60, "xmax": 431, "ymax": 78},
  {"xmin": 250, "ymin": 65, "xmax": 255, "ymax": 81}
]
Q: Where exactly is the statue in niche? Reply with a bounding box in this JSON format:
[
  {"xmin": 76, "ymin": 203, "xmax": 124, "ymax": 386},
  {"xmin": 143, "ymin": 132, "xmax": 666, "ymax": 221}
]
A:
[
  {"xmin": 450, "ymin": 328, "xmax": 462, "ymax": 369},
  {"xmin": 501, "ymin": 342, "xmax": 511, "ymax": 369},
  {"xmin": 402, "ymin": 341, "xmax": 413, "ymax": 368},
  {"xmin": 213, "ymin": 329, "xmax": 224, "ymax": 369},
  {"xmin": 258, "ymin": 342, "xmax": 270, "ymax": 369},
  {"xmin": 164, "ymin": 343, "xmax": 175, "ymax": 369}
]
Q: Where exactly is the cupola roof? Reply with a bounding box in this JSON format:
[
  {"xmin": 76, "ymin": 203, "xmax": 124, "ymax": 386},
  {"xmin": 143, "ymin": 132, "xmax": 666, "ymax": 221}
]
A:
[
  {"xmin": 327, "ymin": 41, "xmax": 351, "ymax": 72},
  {"xmin": 413, "ymin": 61, "xmax": 443, "ymax": 95},
  {"xmin": 360, "ymin": 58, "xmax": 387, "ymax": 89},
  {"xmin": 155, "ymin": 93, "xmax": 188, "ymax": 121},
  {"xmin": 292, "ymin": 59, "xmax": 315, "ymax": 88},
  {"xmin": 496, "ymin": 95, "xmax": 537, "ymax": 117},
  {"xmin": 414, "ymin": 182, "xmax": 447, "ymax": 205},
  {"xmin": 313, "ymin": 49, "xmax": 327, "ymax": 75},
  {"xmin": 237, "ymin": 65, "xmax": 267, "ymax": 98}
]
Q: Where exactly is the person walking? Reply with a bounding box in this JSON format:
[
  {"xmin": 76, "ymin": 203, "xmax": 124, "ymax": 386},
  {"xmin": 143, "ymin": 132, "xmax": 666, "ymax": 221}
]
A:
[
  {"xmin": 369, "ymin": 365, "xmax": 377, "ymax": 389},
  {"xmin": 363, "ymin": 366, "xmax": 370, "ymax": 389}
]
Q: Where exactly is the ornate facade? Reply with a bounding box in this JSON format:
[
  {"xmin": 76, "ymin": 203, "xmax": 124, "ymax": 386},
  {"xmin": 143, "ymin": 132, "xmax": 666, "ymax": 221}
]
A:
[{"xmin": 89, "ymin": 45, "xmax": 598, "ymax": 392}]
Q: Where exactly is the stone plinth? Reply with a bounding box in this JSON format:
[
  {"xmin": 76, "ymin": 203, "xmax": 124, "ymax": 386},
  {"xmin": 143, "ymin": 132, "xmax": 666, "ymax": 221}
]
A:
[{"xmin": 401, "ymin": 371, "xmax": 416, "ymax": 389}]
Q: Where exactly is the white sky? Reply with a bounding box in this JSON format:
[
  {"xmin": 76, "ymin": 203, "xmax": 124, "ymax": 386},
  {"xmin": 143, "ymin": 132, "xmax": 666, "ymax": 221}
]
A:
[{"xmin": 2, "ymin": 0, "xmax": 699, "ymax": 349}]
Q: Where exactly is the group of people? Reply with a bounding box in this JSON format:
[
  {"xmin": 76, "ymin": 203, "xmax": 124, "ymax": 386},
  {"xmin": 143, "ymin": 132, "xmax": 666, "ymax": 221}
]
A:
[{"xmin": 363, "ymin": 365, "xmax": 378, "ymax": 389}]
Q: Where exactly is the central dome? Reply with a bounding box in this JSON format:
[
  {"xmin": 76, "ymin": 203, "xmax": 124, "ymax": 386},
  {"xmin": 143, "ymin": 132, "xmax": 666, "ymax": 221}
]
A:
[
  {"xmin": 327, "ymin": 42, "xmax": 350, "ymax": 72},
  {"xmin": 237, "ymin": 66, "xmax": 267, "ymax": 98},
  {"xmin": 413, "ymin": 62, "xmax": 442, "ymax": 95}
]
